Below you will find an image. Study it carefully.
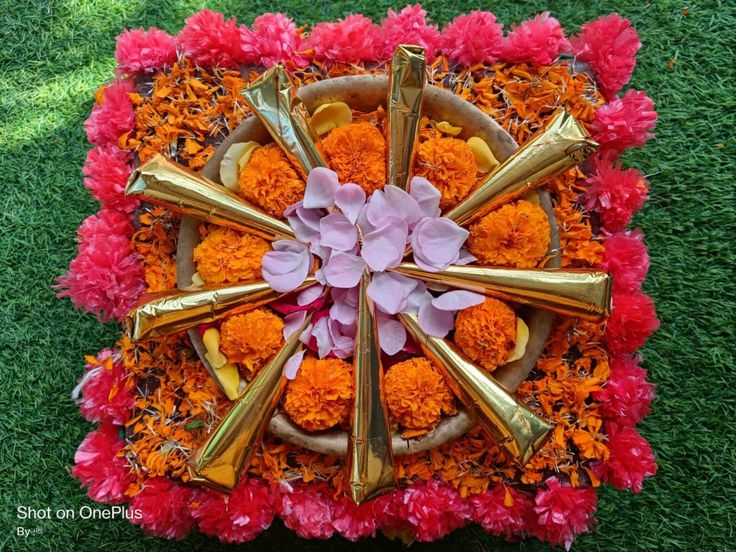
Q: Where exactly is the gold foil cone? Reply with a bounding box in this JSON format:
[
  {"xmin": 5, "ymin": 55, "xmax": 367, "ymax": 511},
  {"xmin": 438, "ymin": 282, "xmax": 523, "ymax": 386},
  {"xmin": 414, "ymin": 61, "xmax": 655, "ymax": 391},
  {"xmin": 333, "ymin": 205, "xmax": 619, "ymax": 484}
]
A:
[
  {"xmin": 126, "ymin": 154, "xmax": 295, "ymax": 241},
  {"xmin": 188, "ymin": 313, "xmax": 313, "ymax": 492},
  {"xmin": 445, "ymin": 110, "xmax": 598, "ymax": 227},
  {"xmin": 125, "ymin": 277, "xmax": 317, "ymax": 341},
  {"xmin": 346, "ymin": 271, "xmax": 397, "ymax": 504},
  {"xmin": 398, "ymin": 313, "xmax": 551, "ymax": 465},
  {"xmin": 390, "ymin": 263, "xmax": 612, "ymax": 320},
  {"xmin": 241, "ymin": 65, "xmax": 325, "ymax": 176},
  {"xmin": 387, "ymin": 45, "xmax": 426, "ymax": 190}
]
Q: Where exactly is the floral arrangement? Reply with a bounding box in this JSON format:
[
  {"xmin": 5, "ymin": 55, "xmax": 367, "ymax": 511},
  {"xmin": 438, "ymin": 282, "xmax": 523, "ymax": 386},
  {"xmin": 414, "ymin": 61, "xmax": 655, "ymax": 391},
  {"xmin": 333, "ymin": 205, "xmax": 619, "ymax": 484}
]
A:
[{"xmin": 59, "ymin": 5, "xmax": 659, "ymax": 548}]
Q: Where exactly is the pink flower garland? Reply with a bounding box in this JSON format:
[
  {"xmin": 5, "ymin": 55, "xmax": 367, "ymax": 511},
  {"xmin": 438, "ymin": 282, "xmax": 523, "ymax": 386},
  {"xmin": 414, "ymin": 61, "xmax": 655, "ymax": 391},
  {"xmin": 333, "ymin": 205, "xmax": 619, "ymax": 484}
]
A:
[{"xmin": 65, "ymin": 5, "xmax": 662, "ymax": 546}]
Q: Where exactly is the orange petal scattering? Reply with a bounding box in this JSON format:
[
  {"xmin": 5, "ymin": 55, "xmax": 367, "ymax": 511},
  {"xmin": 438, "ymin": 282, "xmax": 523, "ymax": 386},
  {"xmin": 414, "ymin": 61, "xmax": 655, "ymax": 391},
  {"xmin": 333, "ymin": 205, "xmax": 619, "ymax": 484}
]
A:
[
  {"xmin": 321, "ymin": 121, "xmax": 387, "ymax": 195},
  {"xmin": 384, "ymin": 357, "xmax": 456, "ymax": 437},
  {"xmin": 454, "ymin": 298, "xmax": 517, "ymax": 372},
  {"xmin": 283, "ymin": 356, "xmax": 354, "ymax": 432},
  {"xmin": 237, "ymin": 143, "xmax": 306, "ymax": 217},
  {"xmin": 219, "ymin": 308, "xmax": 285, "ymax": 380},
  {"xmin": 467, "ymin": 200, "xmax": 552, "ymax": 268},
  {"xmin": 413, "ymin": 136, "xmax": 478, "ymax": 210},
  {"xmin": 192, "ymin": 226, "xmax": 269, "ymax": 284},
  {"xmin": 131, "ymin": 207, "xmax": 179, "ymax": 293}
]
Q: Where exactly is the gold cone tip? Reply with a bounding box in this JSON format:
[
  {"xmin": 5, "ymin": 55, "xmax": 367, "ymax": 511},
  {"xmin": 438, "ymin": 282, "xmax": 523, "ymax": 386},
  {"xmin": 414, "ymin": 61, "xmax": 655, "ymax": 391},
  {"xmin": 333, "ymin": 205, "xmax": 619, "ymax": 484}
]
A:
[
  {"xmin": 387, "ymin": 44, "xmax": 426, "ymax": 190},
  {"xmin": 188, "ymin": 312, "xmax": 313, "ymax": 492},
  {"xmin": 398, "ymin": 312, "xmax": 552, "ymax": 465},
  {"xmin": 390, "ymin": 263, "xmax": 612, "ymax": 321},
  {"xmin": 445, "ymin": 110, "xmax": 598, "ymax": 227},
  {"xmin": 346, "ymin": 271, "xmax": 397, "ymax": 504},
  {"xmin": 125, "ymin": 277, "xmax": 317, "ymax": 341},
  {"xmin": 125, "ymin": 154, "xmax": 295, "ymax": 241},
  {"xmin": 241, "ymin": 65, "xmax": 326, "ymax": 176}
]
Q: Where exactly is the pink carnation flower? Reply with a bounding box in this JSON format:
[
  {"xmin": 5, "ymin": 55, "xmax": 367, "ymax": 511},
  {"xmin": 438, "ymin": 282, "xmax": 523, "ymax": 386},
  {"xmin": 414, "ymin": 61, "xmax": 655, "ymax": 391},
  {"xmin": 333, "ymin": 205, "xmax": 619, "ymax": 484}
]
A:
[
  {"xmin": 191, "ymin": 477, "xmax": 275, "ymax": 543},
  {"xmin": 83, "ymin": 80, "xmax": 135, "ymax": 147},
  {"xmin": 241, "ymin": 13, "xmax": 307, "ymax": 68},
  {"xmin": 131, "ymin": 477, "xmax": 196, "ymax": 540},
  {"xmin": 605, "ymin": 289, "xmax": 660, "ymax": 355},
  {"xmin": 592, "ymin": 89, "xmax": 658, "ymax": 158},
  {"xmin": 83, "ymin": 144, "xmax": 138, "ymax": 212},
  {"xmin": 55, "ymin": 209, "xmax": 145, "ymax": 322},
  {"xmin": 278, "ymin": 482, "xmax": 335, "ymax": 539},
  {"xmin": 306, "ymin": 14, "xmax": 383, "ymax": 64},
  {"xmin": 441, "ymin": 11, "xmax": 503, "ymax": 66},
  {"xmin": 396, "ymin": 478, "xmax": 470, "ymax": 541},
  {"xmin": 177, "ymin": 9, "xmax": 244, "ymax": 67},
  {"xmin": 73, "ymin": 348, "xmax": 134, "ymax": 425},
  {"xmin": 500, "ymin": 12, "xmax": 570, "ymax": 66},
  {"xmin": 470, "ymin": 485, "xmax": 535, "ymax": 540},
  {"xmin": 115, "ymin": 27, "xmax": 177, "ymax": 75},
  {"xmin": 584, "ymin": 156, "xmax": 649, "ymax": 232},
  {"xmin": 593, "ymin": 425, "xmax": 657, "ymax": 492},
  {"xmin": 594, "ymin": 355, "xmax": 655, "ymax": 426},
  {"xmin": 531, "ymin": 477, "xmax": 597, "ymax": 549},
  {"xmin": 601, "ymin": 229, "xmax": 650, "ymax": 291},
  {"xmin": 571, "ymin": 14, "xmax": 641, "ymax": 99},
  {"xmin": 331, "ymin": 492, "xmax": 379, "ymax": 541},
  {"xmin": 71, "ymin": 421, "xmax": 131, "ymax": 504},
  {"xmin": 381, "ymin": 4, "xmax": 441, "ymax": 61}
]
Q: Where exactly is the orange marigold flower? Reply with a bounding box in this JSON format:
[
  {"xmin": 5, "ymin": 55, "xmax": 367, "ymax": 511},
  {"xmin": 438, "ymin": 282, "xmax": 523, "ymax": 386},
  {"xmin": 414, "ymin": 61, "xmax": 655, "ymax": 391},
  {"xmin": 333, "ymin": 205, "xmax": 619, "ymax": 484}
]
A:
[
  {"xmin": 193, "ymin": 227, "xmax": 269, "ymax": 284},
  {"xmin": 384, "ymin": 357, "xmax": 456, "ymax": 435},
  {"xmin": 219, "ymin": 308, "xmax": 284, "ymax": 379},
  {"xmin": 414, "ymin": 137, "xmax": 478, "ymax": 210},
  {"xmin": 238, "ymin": 143, "xmax": 305, "ymax": 217},
  {"xmin": 467, "ymin": 200, "xmax": 551, "ymax": 268},
  {"xmin": 283, "ymin": 356, "xmax": 353, "ymax": 431},
  {"xmin": 454, "ymin": 298, "xmax": 516, "ymax": 372},
  {"xmin": 321, "ymin": 121, "xmax": 386, "ymax": 195}
]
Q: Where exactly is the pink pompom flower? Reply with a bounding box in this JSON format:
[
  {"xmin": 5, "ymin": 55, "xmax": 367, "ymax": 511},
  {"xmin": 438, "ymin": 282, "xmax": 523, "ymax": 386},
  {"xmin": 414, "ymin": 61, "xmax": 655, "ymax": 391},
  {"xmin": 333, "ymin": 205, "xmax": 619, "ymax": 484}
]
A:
[
  {"xmin": 73, "ymin": 348, "xmax": 135, "ymax": 425},
  {"xmin": 396, "ymin": 478, "xmax": 471, "ymax": 542},
  {"xmin": 83, "ymin": 144, "xmax": 138, "ymax": 212},
  {"xmin": 470, "ymin": 485, "xmax": 535, "ymax": 540},
  {"xmin": 241, "ymin": 13, "xmax": 307, "ymax": 68},
  {"xmin": 594, "ymin": 355, "xmax": 655, "ymax": 426},
  {"xmin": 55, "ymin": 209, "xmax": 145, "ymax": 322},
  {"xmin": 71, "ymin": 421, "xmax": 131, "ymax": 504},
  {"xmin": 571, "ymin": 14, "xmax": 641, "ymax": 99},
  {"xmin": 584, "ymin": 156, "xmax": 649, "ymax": 233},
  {"xmin": 177, "ymin": 9, "xmax": 244, "ymax": 67},
  {"xmin": 381, "ymin": 4, "xmax": 441, "ymax": 61},
  {"xmin": 306, "ymin": 15, "xmax": 383, "ymax": 64},
  {"xmin": 605, "ymin": 289, "xmax": 660, "ymax": 355},
  {"xmin": 593, "ymin": 426, "xmax": 657, "ymax": 492},
  {"xmin": 500, "ymin": 12, "xmax": 570, "ymax": 67},
  {"xmin": 191, "ymin": 477, "xmax": 275, "ymax": 543},
  {"xmin": 84, "ymin": 80, "xmax": 135, "ymax": 147},
  {"xmin": 278, "ymin": 482, "xmax": 335, "ymax": 539},
  {"xmin": 600, "ymin": 228, "xmax": 650, "ymax": 291},
  {"xmin": 130, "ymin": 477, "xmax": 196, "ymax": 540},
  {"xmin": 441, "ymin": 10, "xmax": 503, "ymax": 66},
  {"xmin": 530, "ymin": 477, "xmax": 598, "ymax": 549},
  {"xmin": 592, "ymin": 90, "xmax": 658, "ymax": 158},
  {"xmin": 331, "ymin": 492, "xmax": 379, "ymax": 541},
  {"xmin": 115, "ymin": 27, "xmax": 177, "ymax": 75}
]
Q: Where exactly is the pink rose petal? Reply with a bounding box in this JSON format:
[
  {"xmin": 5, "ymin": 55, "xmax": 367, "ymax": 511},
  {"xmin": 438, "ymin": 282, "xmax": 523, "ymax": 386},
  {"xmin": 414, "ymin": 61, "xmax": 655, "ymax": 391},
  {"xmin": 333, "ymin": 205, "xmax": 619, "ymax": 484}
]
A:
[
  {"xmin": 283, "ymin": 311, "xmax": 308, "ymax": 340},
  {"xmin": 418, "ymin": 298, "xmax": 455, "ymax": 337},
  {"xmin": 431, "ymin": 290, "xmax": 486, "ymax": 311},
  {"xmin": 366, "ymin": 185, "xmax": 422, "ymax": 229},
  {"xmin": 367, "ymin": 272, "xmax": 417, "ymax": 315},
  {"xmin": 319, "ymin": 212, "xmax": 358, "ymax": 251},
  {"xmin": 311, "ymin": 316, "xmax": 333, "ymax": 358},
  {"xmin": 361, "ymin": 217, "xmax": 408, "ymax": 272},
  {"xmin": 376, "ymin": 311, "xmax": 407, "ymax": 355},
  {"xmin": 330, "ymin": 286, "xmax": 358, "ymax": 325},
  {"xmin": 297, "ymin": 284, "xmax": 324, "ymax": 306},
  {"xmin": 334, "ymin": 183, "xmax": 366, "ymax": 224},
  {"xmin": 411, "ymin": 217, "xmax": 469, "ymax": 271},
  {"xmin": 283, "ymin": 350, "xmax": 306, "ymax": 380},
  {"xmin": 261, "ymin": 240, "xmax": 312, "ymax": 293},
  {"xmin": 285, "ymin": 202, "xmax": 322, "ymax": 243},
  {"xmin": 455, "ymin": 248, "xmax": 477, "ymax": 266},
  {"xmin": 303, "ymin": 167, "xmax": 339, "ymax": 208},
  {"xmin": 322, "ymin": 251, "xmax": 365, "ymax": 288},
  {"xmin": 409, "ymin": 176, "xmax": 441, "ymax": 219}
]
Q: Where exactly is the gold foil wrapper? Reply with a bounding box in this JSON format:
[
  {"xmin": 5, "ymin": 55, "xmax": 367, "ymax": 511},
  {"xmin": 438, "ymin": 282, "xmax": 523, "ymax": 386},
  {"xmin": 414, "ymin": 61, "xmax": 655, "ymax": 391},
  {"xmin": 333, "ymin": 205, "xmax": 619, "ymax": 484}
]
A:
[
  {"xmin": 445, "ymin": 110, "xmax": 598, "ymax": 226},
  {"xmin": 387, "ymin": 45, "xmax": 426, "ymax": 190},
  {"xmin": 241, "ymin": 65, "xmax": 325, "ymax": 176},
  {"xmin": 391, "ymin": 263, "xmax": 612, "ymax": 320},
  {"xmin": 188, "ymin": 313, "xmax": 313, "ymax": 492},
  {"xmin": 125, "ymin": 277, "xmax": 317, "ymax": 341},
  {"xmin": 126, "ymin": 154, "xmax": 294, "ymax": 241},
  {"xmin": 346, "ymin": 271, "xmax": 397, "ymax": 504},
  {"xmin": 398, "ymin": 313, "xmax": 551, "ymax": 465}
]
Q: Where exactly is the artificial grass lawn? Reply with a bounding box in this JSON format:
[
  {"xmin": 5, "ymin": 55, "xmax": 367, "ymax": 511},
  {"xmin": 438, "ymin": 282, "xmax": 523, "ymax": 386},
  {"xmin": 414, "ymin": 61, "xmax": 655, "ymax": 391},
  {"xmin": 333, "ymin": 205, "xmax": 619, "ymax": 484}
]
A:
[{"xmin": 1, "ymin": 0, "xmax": 734, "ymax": 550}]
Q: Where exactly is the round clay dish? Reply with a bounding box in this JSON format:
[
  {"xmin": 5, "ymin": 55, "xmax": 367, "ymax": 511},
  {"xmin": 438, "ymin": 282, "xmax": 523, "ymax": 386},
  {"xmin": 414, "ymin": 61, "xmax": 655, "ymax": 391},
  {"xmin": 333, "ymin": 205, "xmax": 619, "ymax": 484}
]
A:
[{"xmin": 176, "ymin": 74, "xmax": 561, "ymax": 456}]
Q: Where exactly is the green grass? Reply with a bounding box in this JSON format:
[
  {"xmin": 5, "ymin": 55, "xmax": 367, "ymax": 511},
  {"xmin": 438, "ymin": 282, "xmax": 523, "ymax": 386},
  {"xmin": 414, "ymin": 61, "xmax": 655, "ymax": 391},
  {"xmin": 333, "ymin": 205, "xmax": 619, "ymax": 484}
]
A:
[{"xmin": 1, "ymin": 0, "xmax": 734, "ymax": 550}]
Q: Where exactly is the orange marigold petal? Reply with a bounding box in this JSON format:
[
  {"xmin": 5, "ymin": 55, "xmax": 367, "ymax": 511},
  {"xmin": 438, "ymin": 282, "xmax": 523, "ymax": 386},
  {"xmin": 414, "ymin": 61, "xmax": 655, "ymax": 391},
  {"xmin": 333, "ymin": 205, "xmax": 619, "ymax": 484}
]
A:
[
  {"xmin": 193, "ymin": 226, "xmax": 269, "ymax": 284},
  {"xmin": 454, "ymin": 298, "xmax": 516, "ymax": 372},
  {"xmin": 219, "ymin": 308, "xmax": 284, "ymax": 380},
  {"xmin": 238, "ymin": 143, "xmax": 305, "ymax": 217},
  {"xmin": 321, "ymin": 121, "xmax": 386, "ymax": 195},
  {"xmin": 414, "ymin": 136, "xmax": 478, "ymax": 210}
]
